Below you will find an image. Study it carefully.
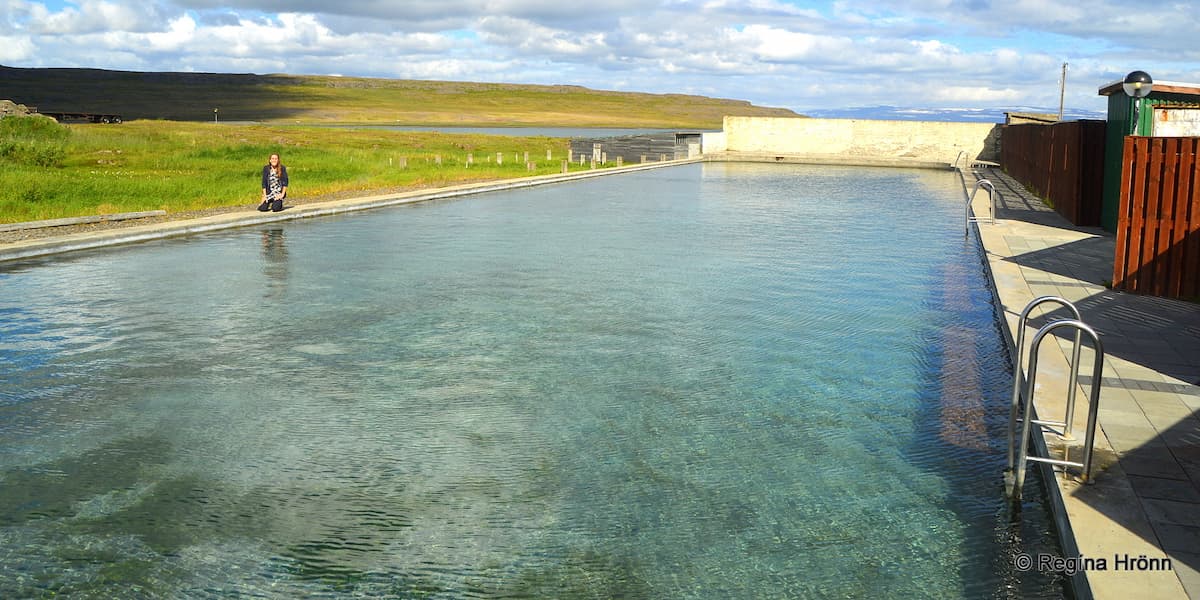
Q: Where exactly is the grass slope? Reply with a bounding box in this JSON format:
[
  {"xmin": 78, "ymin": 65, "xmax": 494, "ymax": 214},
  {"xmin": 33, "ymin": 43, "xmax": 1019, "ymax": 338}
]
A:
[
  {"xmin": 1, "ymin": 65, "xmax": 799, "ymax": 128},
  {"xmin": 0, "ymin": 118, "xmax": 595, "ymax": 224}
]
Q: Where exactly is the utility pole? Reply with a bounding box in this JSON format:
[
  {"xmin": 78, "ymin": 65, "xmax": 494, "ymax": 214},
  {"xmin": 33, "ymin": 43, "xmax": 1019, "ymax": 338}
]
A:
[{"xmin": 1058, "ymin": 63, "xmax": 1067, "ymax": 121}]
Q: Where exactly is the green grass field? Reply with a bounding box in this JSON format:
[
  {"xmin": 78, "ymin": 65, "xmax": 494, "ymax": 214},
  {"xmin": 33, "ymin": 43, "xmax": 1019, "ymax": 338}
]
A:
[
  {"xmin": 0, "ymin": 118, "xmax": 587, "ymax": 224},
  {"xmin": 1, "ymin": 65, "xmax": 801, "ymax": 224}
]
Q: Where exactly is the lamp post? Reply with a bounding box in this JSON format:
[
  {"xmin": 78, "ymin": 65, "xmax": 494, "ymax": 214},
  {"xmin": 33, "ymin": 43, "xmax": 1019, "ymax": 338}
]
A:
[
  {"xmin": 1122, "ymin": 71, "xmax": 1153, "ymax": 135},
  {"xmin": 213, "ymin": 108, "xmax": 219, "ymax": 124}
]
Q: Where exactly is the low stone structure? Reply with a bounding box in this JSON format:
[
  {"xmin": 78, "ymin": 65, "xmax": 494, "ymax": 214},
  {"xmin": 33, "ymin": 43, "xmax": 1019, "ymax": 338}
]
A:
[
  {"xmin": 1, "ymin": 99, "xmax": 33, "ymax": 116},
  {"xmin": 705, "ymin": 115, "xmax": 1001, "ymax": 169}
]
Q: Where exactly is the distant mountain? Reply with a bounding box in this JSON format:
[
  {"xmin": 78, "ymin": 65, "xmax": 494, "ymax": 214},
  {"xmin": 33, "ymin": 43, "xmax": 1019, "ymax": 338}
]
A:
[{"xmin": 802, "ymin": 105, "xmax": 1107, "ymax": 123}]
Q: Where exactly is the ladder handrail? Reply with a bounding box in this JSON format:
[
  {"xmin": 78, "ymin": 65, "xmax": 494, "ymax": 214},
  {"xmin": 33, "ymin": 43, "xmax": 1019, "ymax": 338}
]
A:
[
  {"xmin": 964, "ymin": 179, "xmax": 997, "ymax": 237},
  {"xmin": 1009, "ymin": 319, "xmax": 1105, "ymax": 500},
  {"xmin": 1007, "ymin": 296, "xmax": 1083, "ymax": 471},
  {"xmin": 953, "ymin": 150, "xmax": 968, "ymax": 171}
]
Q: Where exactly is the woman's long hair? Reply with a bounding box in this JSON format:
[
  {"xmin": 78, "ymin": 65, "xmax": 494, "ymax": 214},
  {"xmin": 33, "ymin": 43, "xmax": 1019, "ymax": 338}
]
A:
[{"xmin": 269, "ymin": 153, "xmax": 284, "ymax": 178}]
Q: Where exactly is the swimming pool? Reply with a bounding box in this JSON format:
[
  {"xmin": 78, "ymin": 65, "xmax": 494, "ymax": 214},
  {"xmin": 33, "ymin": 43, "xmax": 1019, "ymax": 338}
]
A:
[{"xmin": 1, "ymin": 162, "xmax": 1066, "ymax": 597}]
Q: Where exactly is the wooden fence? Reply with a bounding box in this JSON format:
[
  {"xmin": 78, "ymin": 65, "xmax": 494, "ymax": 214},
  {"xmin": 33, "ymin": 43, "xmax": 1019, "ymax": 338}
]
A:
[
  {"xmin": 1113, "ymin": 136, "xmax": 1200, "ymax": 298},
  {"xmin": 1000, "ymin": 120, "xmax": 1106, "ymax": 226}
]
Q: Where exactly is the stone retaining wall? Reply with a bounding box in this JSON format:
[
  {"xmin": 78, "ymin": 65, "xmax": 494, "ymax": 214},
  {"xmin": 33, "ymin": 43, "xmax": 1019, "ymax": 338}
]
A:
[{"xmin": 709, "ymin": 116, "xmax": 1001, "ymax": 168}]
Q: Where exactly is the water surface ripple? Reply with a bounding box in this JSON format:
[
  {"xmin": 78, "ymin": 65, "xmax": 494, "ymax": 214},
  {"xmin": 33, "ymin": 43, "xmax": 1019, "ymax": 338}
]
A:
[{"xmin": 0, "ymin": 163, "xmax": 1065, "ymax": 598}]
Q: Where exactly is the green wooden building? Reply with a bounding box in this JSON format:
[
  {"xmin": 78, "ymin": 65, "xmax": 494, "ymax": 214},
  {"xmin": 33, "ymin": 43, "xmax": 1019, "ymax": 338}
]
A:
[{"xmin": 1098, "ymin": 79, "xmax": 1200, "ymax": 232}]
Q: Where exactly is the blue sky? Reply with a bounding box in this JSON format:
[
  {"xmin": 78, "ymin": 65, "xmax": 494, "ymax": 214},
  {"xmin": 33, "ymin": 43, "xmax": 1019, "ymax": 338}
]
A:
[{"xmin": 2, "ymin": 0, "xmax": 1197, "ymax": 119}]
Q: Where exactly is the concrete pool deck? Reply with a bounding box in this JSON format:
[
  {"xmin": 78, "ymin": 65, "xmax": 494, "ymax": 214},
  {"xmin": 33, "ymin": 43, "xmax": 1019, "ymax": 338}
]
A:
[{"xmin": 969, "ymin": 166, "xmax": 1200, "ymax": 600}]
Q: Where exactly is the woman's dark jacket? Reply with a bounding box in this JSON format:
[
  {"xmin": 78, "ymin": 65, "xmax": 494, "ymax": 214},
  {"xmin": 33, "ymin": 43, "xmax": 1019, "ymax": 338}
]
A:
[{"xmin": 261, "ymin": 165, "xmax": 289, "ymax": 190}]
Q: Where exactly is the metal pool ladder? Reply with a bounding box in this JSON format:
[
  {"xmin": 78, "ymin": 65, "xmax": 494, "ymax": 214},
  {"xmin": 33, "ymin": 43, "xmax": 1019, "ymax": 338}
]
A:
[
  {"xmin": 954, "ymin": 151, "xmax": 998, "ymax": 236},
  {"xmin": 1005, "ymin": 296, "xmax": 1106, "ymax": 500},
  {"xmin": 964, "ymin": 180, "xmax": 998, "ymax": 236}
]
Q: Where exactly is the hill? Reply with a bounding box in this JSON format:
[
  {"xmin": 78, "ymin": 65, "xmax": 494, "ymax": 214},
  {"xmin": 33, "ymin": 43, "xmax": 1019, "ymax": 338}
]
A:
[{"xmin": 0, "ymin": 65, "xmax": 799, "ymax": 129}]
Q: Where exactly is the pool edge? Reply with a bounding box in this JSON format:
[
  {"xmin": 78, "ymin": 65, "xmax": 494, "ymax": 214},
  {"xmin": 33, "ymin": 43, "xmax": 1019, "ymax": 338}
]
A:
[
  {"xmin": 0, "ymin": 158, "xmax": 703, "ymax": 264},
  {"xmin": 966, "ymin": 168, "xmax": 1194, "ymax": 600}
]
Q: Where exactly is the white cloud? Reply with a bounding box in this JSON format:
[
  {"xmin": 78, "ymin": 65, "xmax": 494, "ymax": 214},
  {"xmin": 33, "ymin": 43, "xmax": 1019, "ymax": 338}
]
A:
[
  {"xmin": 729, "ymin": 25, "xmax": 856, "ymax": 63},
  {"xmin": 477, "ymin": 16, "xmax": 607, "ymax": 57},
  {"xmin": 0, "ymin": 34, "xmax": 35, "ymax": 62},
  {"xmin": 25, "ymin": 0, "xmax": 165, "ymax": 34},
  {"xmin": 2, "ymin": 0, "xmax": 1197, "ymax": 115},
  {"xmin": 140, "ymin": 14, "xmax": 197, "ymax": 52}
]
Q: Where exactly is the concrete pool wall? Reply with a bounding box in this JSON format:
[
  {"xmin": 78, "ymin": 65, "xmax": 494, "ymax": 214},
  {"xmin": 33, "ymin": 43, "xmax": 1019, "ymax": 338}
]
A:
[{"xmin": 704, "ymin": 116, "xmax": 1001, "ymax": 169}]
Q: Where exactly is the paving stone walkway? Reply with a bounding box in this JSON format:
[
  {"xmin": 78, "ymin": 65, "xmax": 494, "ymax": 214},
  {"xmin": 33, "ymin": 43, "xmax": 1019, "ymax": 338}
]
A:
[{"xmin": 972, "ymin": 166, "xmax": 1200, "ymax": 599}]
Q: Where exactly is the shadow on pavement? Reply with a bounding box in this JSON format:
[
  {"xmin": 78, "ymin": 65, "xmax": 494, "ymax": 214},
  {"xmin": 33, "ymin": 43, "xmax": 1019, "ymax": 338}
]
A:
[{"xmin": 977, "ymin": 167, "xmax": 1200, "ymax": 595}]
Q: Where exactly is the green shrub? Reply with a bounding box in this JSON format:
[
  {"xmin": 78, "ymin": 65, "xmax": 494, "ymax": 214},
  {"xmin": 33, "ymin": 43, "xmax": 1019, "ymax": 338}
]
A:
[
  {"xmin": 0, "ymin": 115, "xmax": 69, "ymax": 167},
  {"xmin": 0, "ymin": 140, "xmax": 67, "ymax": 167},
  {"xmin": 0, "ymin": 115, "xmax": 69, "ymax": 140}
]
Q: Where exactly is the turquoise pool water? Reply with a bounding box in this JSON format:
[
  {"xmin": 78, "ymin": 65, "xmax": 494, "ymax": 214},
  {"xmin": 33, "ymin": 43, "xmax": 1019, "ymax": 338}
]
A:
[{"xmin": 0, "ymin": 163, "xmax": 1065, "ymax": 597}]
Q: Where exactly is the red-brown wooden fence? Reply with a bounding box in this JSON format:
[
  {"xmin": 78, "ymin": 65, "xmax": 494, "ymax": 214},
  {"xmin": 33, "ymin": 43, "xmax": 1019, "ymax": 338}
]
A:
[
  {"xmin": 1000, "ymin": 120, "xmax": 1106, "ymax": 226},
  {"xmin": 1113, "ymin": 136, "xmax": 1200, "ymax": 299}
]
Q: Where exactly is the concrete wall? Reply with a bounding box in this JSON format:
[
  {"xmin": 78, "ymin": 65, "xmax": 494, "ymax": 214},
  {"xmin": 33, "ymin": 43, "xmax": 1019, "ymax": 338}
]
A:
[
  {"xmin": 1152, "ymin": 107, "xmax": 1200, "ymax": 136},
  {"xmin": 701, "ymin": 131, "xmax": 727, "ymax": 153},
  {"xmin": 713, "ymin": 116, "xmax": 1000, "ymax": 168}
]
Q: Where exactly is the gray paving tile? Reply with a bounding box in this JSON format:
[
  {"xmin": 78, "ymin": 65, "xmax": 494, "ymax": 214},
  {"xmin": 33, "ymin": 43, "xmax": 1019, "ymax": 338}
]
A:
[
  {"xmin": 958, "ymin": 168, "xmax": 1200, "ymax": 598},
  {"xmin": 1168, "ymin": 552, "xmax": 1200, "ymax": 600},
  {"xmin": 1099, "ymin": 408, "xmax": 1152, "ymax": 429},
  {"xmin": 1120, "ymin": 454, "xmax": 1191, "ymax": 479},
  {"xmin": 1169, "ymin": 445, "xmax": 1200, "ymax": 469},
  {"xmin": 1184, "ymin": 395, "xmax": 1200, "ymax": 412},
  {"xmin": 1128, "ymin": 475, "xmax": 1200, "ymax": 503},
  {"xmin": 1156, "ymin": 524, "xmax": 1200, "ymax": 554},
  {"xmin": 1142, "ymin": 498, "xmax": 1200, "ymax": 527},
  {"xmin": 1147, "ymin": 411, "xmax": 1200, "ymax": 434},
  {"xmin": 1103, "ymin": 423, "xmax": 1167, "ymax": 454},
  {"xmin": 1160, "ymin": 425, "xmax": 1200, "ymax": 448},
  {"xmin": 1183, "ymin": 462, "xmax": 1200, "ymax": 488},
  {"xmin": 1136, "ymin": 394, "xmax": 1195, "ymax": 415}
]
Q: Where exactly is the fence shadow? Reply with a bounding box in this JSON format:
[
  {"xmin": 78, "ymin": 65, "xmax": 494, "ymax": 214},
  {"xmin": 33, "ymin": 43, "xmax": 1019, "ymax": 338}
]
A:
[
  {"xmin": 987, "ymin": 166, "xmax": 1200, "ymax": 591},
  {"xmin": 985, "ymin": 171, "xmax": 1105, "ymax": 232},
  {"xmin": 1013, "ymin": 284, "xmax": 1200, "ymax": 387},
  {"xmin": 997, "ymin": 216, "xmax": 1200, "ymax": 592}
]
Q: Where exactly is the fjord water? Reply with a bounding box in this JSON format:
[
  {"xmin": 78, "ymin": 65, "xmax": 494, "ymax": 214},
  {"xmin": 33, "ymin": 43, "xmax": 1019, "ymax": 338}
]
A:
[{"xmin": 0, "ymin": 163, "xmax": 1065, "ymax": 597}]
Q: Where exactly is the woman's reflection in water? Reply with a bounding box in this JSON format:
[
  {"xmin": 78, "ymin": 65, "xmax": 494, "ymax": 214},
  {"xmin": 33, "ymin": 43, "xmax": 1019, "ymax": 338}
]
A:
[{"xmin": 261, "ymin": 228, "xmax": 288, "ymax": 298}]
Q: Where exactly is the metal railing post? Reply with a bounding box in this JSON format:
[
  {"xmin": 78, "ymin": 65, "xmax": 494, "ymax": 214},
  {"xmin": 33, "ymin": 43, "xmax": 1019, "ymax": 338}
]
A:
[
  {"xmin": 965, "ymin": 179, "xmax": 997, "ymax": 237},
  {"xmin": 1007, "ymin": 296, "xmax": 1082, "ymax": 471},
  {"xmin": 1009, "ymin": 319, "xmax": 1104, "ymax": 500}
]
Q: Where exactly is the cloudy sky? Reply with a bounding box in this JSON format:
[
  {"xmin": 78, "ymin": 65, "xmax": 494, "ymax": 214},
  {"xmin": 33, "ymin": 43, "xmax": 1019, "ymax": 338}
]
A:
[{"xmin": 2, "ymin": 0, "xmax": 1198, "ymax": 118}]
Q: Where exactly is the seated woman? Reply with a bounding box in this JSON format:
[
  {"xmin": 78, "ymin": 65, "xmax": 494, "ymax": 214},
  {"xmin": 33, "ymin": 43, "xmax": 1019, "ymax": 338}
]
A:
[{"xmin": 258, "ymin": 153, "xmax": 288, "ymax": 212}]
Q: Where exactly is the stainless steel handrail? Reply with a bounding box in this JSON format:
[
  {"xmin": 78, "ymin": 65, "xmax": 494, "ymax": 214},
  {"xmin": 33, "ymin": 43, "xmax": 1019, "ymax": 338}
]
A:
[
  {"xmin": 953, "ymin": 152, "xmax": 998, "ymax": 236},
  {"xmin": 1007, "ymin": 296, "xmax": 1084, "ymax": 472},
  {"xmin": 964, "ymin": 179, "xmax": 997, "ymax": 237},
  {"xmin": 1006, "ymin": 317, "xmax": 1105, "ymax": 500}
]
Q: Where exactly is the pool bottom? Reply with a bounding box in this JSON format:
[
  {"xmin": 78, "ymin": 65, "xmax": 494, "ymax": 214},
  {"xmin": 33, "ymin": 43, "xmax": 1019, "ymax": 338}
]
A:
[{"xmin": 0, "ymin": 163, "xmax": 1067, "ymax": 598}]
